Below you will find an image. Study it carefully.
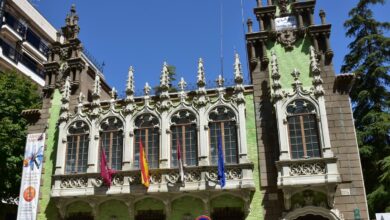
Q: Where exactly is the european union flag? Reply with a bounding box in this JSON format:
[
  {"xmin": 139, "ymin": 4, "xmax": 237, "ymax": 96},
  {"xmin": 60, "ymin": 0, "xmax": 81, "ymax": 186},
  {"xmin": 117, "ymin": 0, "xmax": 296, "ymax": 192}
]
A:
[{"xmin": 217, "ymin": 132, "xmax": 226, "ymax": 188}]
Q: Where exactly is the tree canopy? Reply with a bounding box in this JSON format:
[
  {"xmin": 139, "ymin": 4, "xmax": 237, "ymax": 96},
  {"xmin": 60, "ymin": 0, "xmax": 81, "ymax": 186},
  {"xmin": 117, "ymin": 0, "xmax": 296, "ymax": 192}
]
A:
[
  {"xmin": 341, "ymin": 0, "xmax": 390, "ymax": 215},
  {"xmin": 0, "ymin": 71, "xmax": 41, "ymax": 201}
]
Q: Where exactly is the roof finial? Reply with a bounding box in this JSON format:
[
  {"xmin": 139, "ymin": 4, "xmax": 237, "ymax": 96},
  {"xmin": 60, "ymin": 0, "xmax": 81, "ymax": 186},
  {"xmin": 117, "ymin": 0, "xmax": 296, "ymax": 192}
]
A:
[
  {"xmin": 178, "ymin": 77, "xmax": 187, "ymax": 92},
  {"xmin": 93, "ymin": 75, "xmax": 101, "ymax": 96},
  {"xmin": 197, "ymin": 58, "xmax": 205, "ymax": 87},
  {"xmin": 234, "ymin": 52, "xmax": 243, "ymax": 83},
  {"xmin": 144, "ymin": 82, "xmax": 151, "ymax": 96},
  {"xmin": 160, "ymin": 62, "xmax": 170, "ymax": 89},
  {"xmin": 126, "ymin": 66, "xmax": 135, "ymax": 95},
  {"xmin": 178, "ymin": 77, "xmax": 187, "ymax": 103},
  {"xmin": 216, "ymin": 74, "xmax": 225, "ymax": 88}
]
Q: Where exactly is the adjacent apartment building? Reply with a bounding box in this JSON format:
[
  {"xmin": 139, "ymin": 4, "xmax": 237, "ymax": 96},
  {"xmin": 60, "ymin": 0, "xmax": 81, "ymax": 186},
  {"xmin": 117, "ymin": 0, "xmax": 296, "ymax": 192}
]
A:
[{"xmin": 18, "ymin": 0, "xmax": 369, "ymax": 220}]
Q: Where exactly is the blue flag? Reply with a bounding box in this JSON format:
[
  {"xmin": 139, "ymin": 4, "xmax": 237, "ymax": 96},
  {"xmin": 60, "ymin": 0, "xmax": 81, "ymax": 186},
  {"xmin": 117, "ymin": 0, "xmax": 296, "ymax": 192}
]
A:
[{"xmin": 217, "ymin": 132, "xmax": 226, "ymax": 188}]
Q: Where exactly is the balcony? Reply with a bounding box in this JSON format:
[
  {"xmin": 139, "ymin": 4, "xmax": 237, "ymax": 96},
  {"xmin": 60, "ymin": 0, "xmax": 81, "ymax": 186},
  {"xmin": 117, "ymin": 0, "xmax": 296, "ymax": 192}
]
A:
[
  {"xmin": 0, "ymin": 39, "xmax": 45, "ymax": 84},
  {"xmin": 51, "ymin": 163, "xmax": 255, "ymax": 197},
  {"xmin": 1, "ymin": 12, "xmax": 49, "ymax": 59},
  {"xmin": 276, "ymin": 157, "xmax": 340, "ymax": 189}
]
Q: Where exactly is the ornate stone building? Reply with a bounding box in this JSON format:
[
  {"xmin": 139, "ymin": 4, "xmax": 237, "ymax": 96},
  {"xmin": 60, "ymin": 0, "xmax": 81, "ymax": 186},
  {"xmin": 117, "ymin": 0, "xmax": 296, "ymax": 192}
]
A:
[
  {"xmin": 21, "ymin": 1, "xmax": 370, "ymax": 220},
  {"xmin": 245, "ymin": 0, "xmax": 369, "ymax": 219},
  {"xmin": 22, "ymin": 5, "xmax": 262, "ymax": 220}
]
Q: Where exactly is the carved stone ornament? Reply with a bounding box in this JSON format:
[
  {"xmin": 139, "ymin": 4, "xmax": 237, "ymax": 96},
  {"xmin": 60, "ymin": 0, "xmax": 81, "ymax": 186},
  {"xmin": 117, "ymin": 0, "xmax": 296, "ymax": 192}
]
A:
[
  {"xmin": 277, "ymin": 29, "xmax": 297, "ymax": 50},
  {"xmin": 278, "ymin": 0, "xmax": 289, "ymax": 15}
]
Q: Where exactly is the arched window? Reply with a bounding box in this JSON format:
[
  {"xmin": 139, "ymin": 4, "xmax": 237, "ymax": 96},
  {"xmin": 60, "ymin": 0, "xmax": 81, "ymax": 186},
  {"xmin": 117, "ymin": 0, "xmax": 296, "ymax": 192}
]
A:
[
  {"xmin": 66, "ymin": 121, "xmax": 89, "ymax": 174},
  {"xmin": 171, "ymin": 110, "xmax": 197, "ymax": 167},
  {"xmin": 100, "ymin": 117, "xmax": 123, "ymax": 170},
  {"xmin": 209, "ymin": 106, "xmax": 238, "ymax": 165},
  {"xmin": 134, "ymin": 114, "xmax": 160, "ymax": 169},
  {"xmin": 286, "ymin": 99, "xmax": 321, "ymax": 159}
]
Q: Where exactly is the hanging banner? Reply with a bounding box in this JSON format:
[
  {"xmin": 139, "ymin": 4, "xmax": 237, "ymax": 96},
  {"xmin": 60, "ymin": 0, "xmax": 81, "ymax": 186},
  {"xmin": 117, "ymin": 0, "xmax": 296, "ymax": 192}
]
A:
[{"xmin": 17, "ymin": 133, "xmax": 45, "ymax": 220}]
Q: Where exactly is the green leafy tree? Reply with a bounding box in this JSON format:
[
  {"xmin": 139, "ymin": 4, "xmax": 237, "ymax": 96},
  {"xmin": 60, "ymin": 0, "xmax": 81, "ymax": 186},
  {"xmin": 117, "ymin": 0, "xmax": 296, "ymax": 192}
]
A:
[
  {"xmin": 341, "ymin": 0, "xmax": 390, "ymax": 215},
  {"xmin": 0, "ymin": 71, "xmax": 41, "ymax": 201}
]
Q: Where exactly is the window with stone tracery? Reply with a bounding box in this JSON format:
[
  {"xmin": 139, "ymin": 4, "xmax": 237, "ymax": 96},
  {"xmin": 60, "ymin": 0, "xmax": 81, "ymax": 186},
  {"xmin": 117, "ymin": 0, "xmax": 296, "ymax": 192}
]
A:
[
  {"xmin": 134, "ymin": 114, "xmax": 160, "ymax": 169},
  {"xmin": 100, "ymin": 117, "xmax": 123, "ymax": 171},
  {"xmin": 65, "ymin": 121, "xmax": 89, "ymax": 174},
  {"xmin": 209, "ymin": 106, "xmax": 238, "ymax": 165},
  {"xmin": 171, "ymin": 110, "xmax": 198, "ymax": 167},
  {"xmin": 287, "ymin": 99, "xmax": 321, "ymax": 159}
]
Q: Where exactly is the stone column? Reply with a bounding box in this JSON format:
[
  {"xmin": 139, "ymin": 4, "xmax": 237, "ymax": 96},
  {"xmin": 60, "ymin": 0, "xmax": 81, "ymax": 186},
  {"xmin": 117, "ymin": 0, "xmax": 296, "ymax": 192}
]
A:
[
  {"xmin": 198, "ymin": 107, "xmax": 209, "ymax": 166},
  {"xmin": 122, "ymin": 115, "xmax": 133, "ymax": 170},
  {"xmin": 87, "ymin": 117, "xmax": 99, "ymax": 173},
  {"xmin": 237, "ymin": 103, "xmax": 248, "ymax": 163},
  {"xmin": 54, "ymin": 122, "xmax": 67, "ymax": 175},
  {"xmin": 160, "ymin": 111, "xmax": 169, "ymax": 168}
]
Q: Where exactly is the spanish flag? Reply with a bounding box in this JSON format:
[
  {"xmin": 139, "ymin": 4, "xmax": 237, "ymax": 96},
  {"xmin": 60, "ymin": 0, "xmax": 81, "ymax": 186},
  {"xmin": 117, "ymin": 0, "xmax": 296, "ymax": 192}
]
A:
[{"xmin": 139, "ymin": 137, "xmax": 150, "ymax": 188}]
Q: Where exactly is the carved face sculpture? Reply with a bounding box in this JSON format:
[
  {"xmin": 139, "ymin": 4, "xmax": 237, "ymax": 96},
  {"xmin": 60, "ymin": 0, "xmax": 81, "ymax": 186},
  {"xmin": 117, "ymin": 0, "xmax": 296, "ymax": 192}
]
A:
[{"xmin": 277, "ymin": 29, "xmax": 297, "ymax": 50}]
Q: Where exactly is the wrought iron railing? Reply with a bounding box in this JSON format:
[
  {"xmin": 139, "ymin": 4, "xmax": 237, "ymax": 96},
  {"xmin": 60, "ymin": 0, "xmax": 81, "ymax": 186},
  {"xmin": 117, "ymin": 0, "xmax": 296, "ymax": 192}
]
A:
[{"xmin": 0, "ymin": 39, "xmax": 45, "ymax": 79}]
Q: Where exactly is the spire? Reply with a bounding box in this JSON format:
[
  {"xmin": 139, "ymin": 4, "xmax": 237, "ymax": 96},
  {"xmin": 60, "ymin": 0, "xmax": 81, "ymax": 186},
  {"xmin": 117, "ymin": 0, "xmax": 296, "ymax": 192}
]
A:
[
  {"xmin": 159, "ymin": 62, "xmax": 172, "ymax": 111},
  {"xmin": 126, "ymin": 66, "xmax": 135, "ymax": 96},
  {"xmin": 62, "ymin": 4, "xmax": 80, "ymax": 41},
  {"xmin": 233, "ymin": 53, "xmax": 245, "ymax": 104},
  {"xmin": 178, "ymin": 77, "xmax": 187, "ymax": 103},
  {"xmin": 160, "ymin": 62, "xmax": 170, "ymax": 89},
  {"xmin": 194, "ymin": 58, "xmax": 208, "ymax": 107},
  {"xmin": 197, "ymin": 58, "xmax": 205, "ymax": 87},
  {"xmin": 234, "ymin": 52, "xmax": 243, "ymax": 84},
  {"xmin": 271, "ymin": 51, "xmax": 283, "ymax": 101},
  {"xmin": 124, "ymin": 66, "xmax": 135, "ymax": 114},
  {"xmin": 310, "ymin": 46, "xmax": 324, "ymax": 96}
]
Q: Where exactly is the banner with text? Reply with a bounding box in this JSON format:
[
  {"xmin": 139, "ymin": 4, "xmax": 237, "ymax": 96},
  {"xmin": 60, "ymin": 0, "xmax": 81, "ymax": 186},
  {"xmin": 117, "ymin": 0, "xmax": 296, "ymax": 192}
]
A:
[{"xmin": 17, "ymin": 133, "xmax": 45, "ymax": 220}]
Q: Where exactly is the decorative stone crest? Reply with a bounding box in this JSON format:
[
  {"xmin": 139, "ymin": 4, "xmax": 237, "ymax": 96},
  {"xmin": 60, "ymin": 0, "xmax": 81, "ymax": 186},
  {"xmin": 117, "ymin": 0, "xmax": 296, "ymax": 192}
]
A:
[{"xmin": 277, "ymin": 29, "xmax": 297, "ymax": 50}]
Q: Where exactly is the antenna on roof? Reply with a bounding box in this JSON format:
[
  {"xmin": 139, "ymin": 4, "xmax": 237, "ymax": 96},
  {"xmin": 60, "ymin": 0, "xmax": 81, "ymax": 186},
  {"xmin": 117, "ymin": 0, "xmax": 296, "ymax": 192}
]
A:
[
  {"xmin": 240, "ymin": 0, "xmax": 250, "ymax": 83},
  {"xmin": 219, "ymin": 0, "xmax": 224, "ymax": 78}
]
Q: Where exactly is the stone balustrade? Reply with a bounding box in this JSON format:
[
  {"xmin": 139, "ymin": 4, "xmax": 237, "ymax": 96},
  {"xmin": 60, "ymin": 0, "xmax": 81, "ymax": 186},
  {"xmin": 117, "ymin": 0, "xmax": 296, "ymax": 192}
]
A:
[
  {"xmin": 276, "ymin": 157, "xmax": 340, "ymax": 188},
  {"xmin": 51, "ymin": 163, "xmax": 255, "ymax": 197}
]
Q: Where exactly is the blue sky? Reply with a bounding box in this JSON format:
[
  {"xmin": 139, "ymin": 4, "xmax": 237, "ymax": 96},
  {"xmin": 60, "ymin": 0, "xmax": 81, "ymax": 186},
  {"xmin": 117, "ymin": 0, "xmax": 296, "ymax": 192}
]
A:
[{"xmin": 32, "ymin": 0, "xmax": 389, "ymax": 95}]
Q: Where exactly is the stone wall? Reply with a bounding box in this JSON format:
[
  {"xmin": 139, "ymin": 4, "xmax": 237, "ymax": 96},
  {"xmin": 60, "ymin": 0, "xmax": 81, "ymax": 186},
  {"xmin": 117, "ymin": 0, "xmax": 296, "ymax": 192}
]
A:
[{"xmin": 321, "ymin": 64, "xmax": 369, "ymax": 219}]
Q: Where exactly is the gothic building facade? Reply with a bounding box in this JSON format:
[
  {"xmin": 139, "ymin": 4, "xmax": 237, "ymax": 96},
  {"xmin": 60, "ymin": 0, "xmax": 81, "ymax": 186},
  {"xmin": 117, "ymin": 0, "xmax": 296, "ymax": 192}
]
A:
[
  {"xmin": 20, "ymin": 1, "xmax": 369, "ymax": 220},
  {"xmin": 245, "ymin": 0, "xmax": 368, "ymax": 219}
]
